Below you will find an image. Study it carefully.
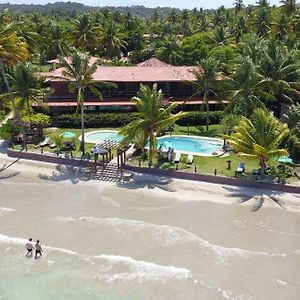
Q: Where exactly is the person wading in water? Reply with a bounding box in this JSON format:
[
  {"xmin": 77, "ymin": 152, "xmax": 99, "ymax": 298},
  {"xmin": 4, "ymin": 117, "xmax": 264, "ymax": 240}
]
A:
[
  {"xmin": 34, "ymin": 240, "xmax": 43, "ymax": 259},
  {"xmin": 25, "ymin": 238, "xmax": 34, "ymax": 256}
]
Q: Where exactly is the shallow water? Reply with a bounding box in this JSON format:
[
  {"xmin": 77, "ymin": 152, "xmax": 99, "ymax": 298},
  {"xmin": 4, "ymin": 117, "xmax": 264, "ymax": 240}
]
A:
[{"xmin": 0, "ymin": 173, "xmax": 299, "ymax": 300}]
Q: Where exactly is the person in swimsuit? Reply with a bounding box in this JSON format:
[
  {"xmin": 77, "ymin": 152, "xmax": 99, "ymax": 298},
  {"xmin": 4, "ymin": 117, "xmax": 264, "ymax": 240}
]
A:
[
  {"xmin": 25, "ymin": 238, "xmax": 34, "ymax": 256},
  {"xmin": 34, "ymin": 240, "xmax": 43, "ymax": 259}
]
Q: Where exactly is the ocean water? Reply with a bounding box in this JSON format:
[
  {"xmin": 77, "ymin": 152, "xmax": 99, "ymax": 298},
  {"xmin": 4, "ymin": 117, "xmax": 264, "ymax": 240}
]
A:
[{"xmin": 0, "ymin": 174, "xmax": 300, "ymax": 299}]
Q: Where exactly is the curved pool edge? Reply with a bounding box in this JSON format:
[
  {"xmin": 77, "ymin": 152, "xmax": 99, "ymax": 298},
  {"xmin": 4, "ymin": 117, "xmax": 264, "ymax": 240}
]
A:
[
  {"xmin": 155, "ymin": 135, "xmax": 225, "ymax": 157},
  {"xmin": 79, "ymin": 130, "xmax": 121, "ymax": 144}
]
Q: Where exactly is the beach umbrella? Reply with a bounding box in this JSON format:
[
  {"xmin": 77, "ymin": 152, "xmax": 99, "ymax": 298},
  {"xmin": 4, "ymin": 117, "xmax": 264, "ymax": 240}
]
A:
[
  {"xmin": 276, "ymin": 156, "xmax": 293, "ymax": 164},
  {"xmin": 60, "ymin": 131, "xmax": 76, "ymax": 139}
]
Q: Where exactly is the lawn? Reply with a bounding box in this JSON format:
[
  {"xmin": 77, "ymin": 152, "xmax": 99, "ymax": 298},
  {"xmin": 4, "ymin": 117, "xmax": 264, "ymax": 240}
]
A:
[
  {"xmin": 15, "ymin": 124, "xmax": 297, "ymax": 183},
  {"xmin": 41, "ymin": 124, "xmax": 223, "ymax": 159}
]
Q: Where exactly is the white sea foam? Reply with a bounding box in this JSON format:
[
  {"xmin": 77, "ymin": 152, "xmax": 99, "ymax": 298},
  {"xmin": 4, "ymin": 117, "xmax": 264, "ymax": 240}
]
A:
[
  {"xmin": 275, "ymin": 279, "xmax": 287, "ymax": 286},
  {"xmin": 50, "ymin": 216, "xmax": 76, "ymax": 223},
  {"xmin": 0, "ymin": 233, "xmax": 191, "ymax": 283},
  {"xmin": 0, "ymin": 234, "xmax": 78, "ymax": 255},
  {"xmin": 0, "ymin": 207, "xmax": 15, "ymax": 216},
  {"xmin": 93, "ymin": 254, "xmax": 191, "ymax": 283},
  {"xmin": 77, "ymin": 217, "xmax": 285, "ymax": 258}
]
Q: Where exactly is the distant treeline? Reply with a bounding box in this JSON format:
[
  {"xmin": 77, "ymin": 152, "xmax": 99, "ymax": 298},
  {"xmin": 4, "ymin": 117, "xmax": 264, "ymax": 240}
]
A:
[{"xmin": 0, "ymin": 2, "xmax": 180, "ymax": 18}]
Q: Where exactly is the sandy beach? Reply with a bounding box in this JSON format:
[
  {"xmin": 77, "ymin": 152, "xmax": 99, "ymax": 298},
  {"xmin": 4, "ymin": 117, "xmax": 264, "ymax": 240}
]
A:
[{"xmin": 0, "ymin": 144, "xmax": 300, "ymax": 299}]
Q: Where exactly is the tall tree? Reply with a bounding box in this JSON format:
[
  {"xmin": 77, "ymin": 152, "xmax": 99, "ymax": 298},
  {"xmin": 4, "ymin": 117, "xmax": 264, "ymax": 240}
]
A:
[
  {"xmin": 227, "ymin": 108, "xmax": 289, "ymax": 174},
  {"xmin": 72, "ymin": 13, "xmax": 97, "ymax": 52},
  {"xmin": 46, "ymin": 22, "xmax": 70, "ymax": 59},
  {"xmin": 191, "ymin": 57, "xmax": 221, "ymax": 132},
  {"xmin": 227, "ymin": 55, "xmax": 273, "ymax": 117},
  {"xmin": 280, "ymin": 0, "xmax": 297, "ymax": 17},
  {"xmin": 259, "ymin": 39, "xmax": 300, "ymax": 107},
  {"xmin": 234, "ymin": 0, "xmax": 245, "ymax": 12},
  {"xmin": 155, "ymin": 35, "xmax": 182, "ymax": 65},
  {"xmin": 120, "ymin": 84, "xmax": 185, "ymax": 166},
  {"xmin": 0, "ymin": 22, "xmax": 29, "ymax": 147},
  {"xmin": 0, "ymin": 63, "xmax": 45, "ymax": 116},
  {"xmin": 98, "ymin": 21, "xmax": 127, "ymax": 59},
  {"xmin": 58, "ymin": 51, "xmax": 102, "ymax": 156}
]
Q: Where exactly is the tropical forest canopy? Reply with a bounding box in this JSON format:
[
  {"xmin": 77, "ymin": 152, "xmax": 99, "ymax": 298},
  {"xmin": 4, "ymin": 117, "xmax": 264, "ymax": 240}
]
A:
[{"xmin": 1, "ymin": 0, "xmax": 300, "ymax": 114}]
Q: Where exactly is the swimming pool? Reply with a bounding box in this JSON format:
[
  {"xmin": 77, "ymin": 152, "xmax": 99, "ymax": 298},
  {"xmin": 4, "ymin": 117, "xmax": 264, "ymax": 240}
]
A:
[
  {"xmin": 82, "ymin": 130, "xmax": 123, "ymax": 144},
  {"xmin": 156, "ymin": 135, "xmax": 223, "ymax": 156}
]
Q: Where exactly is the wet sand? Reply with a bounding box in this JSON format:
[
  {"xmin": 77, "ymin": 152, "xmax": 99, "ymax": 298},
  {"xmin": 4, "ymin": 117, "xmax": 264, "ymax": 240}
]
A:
[{"xmin": 0, "ymin": 156, "xmax": 300, "ymax": 299}]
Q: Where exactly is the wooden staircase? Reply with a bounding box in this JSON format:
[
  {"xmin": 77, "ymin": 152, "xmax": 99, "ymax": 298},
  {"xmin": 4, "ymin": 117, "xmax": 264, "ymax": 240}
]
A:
[{"xmin": 94, "ymin": 162, "xmax": 124, "ymax": 182}]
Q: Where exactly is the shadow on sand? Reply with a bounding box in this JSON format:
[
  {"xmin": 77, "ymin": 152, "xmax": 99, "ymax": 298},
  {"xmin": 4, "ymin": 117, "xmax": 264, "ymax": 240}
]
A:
[
  {"xmin": 117, "ymin": 173, "xmax": 175, "ymax": 192},
  {"xmin": 223, "ymin": 185, "xmax": 286, "ymax": 212},
  {"xmin": 38, "ymin": 165, "xmax": 93, "ymax": 185},
  {"xmin": 0, "ymin": 159, "xmax": 21, "ymax": 180}
]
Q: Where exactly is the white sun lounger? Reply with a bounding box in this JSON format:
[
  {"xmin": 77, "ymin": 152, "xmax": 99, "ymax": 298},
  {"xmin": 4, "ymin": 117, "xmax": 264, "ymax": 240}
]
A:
[
  {"xmin": 39, "ymin": 137, "xmax": 50, "ymax": 147},
  {"xmin": 187, "ymin": 154, "xmax": 194, "ymax": 164},
  {"xmin": 174, "ymin": 152, "xmax": 181, "ymax": 163}
]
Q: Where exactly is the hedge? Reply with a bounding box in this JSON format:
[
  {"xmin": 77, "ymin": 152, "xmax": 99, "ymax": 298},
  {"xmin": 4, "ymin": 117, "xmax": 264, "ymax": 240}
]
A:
[
  {"xmin": 54, "ymin": 112, "xmax": 141, "ymax": 128},
  {"xmin": 54, "ymin": 111, "xmax": 224, "ymax": 128},
  {"xmin": 176, "ymin": 111, "xmax": 224, "ymax": 126}
]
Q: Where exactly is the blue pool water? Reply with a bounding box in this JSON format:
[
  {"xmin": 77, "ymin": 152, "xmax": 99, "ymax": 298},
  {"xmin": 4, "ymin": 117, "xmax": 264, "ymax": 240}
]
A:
[
  {"xmin": 157, "ymin": 136, "xmax": 223, "ymax": 155},
  {"xmin": 84, "ymin": 131, "xmax": 123, "ymax": 144}
]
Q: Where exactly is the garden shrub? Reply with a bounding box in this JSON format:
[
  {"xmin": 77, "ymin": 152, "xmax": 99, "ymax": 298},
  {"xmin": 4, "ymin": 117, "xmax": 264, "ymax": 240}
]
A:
[
  {"xmin": 54, "ymin": 112, "xmax": 141, "ymax": 128},
  {"xmin": 176, "ymin": 111, "xmax": 223, "ymax": 126}
]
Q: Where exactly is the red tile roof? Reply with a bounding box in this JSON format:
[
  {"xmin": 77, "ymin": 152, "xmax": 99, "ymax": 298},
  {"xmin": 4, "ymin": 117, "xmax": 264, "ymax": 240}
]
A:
[
  {"xmin": 41, "ymin": 65, "xmax": 197, "ymax": 82},
  {"xmin": 39, "ymin": 58, "xmax": 221, "ymax": 83},
  {"xmin": 137, "ymin": 58, "xmax": 172, "ymax": 67}
]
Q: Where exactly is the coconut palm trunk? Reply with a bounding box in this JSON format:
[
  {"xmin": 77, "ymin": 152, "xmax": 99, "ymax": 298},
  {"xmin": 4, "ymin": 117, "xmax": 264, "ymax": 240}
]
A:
[
  {"xmin": 0, "ymin": 59, "xmax": 26, "ymax": 148},
  {"xmin": 78, "ymin": 89, "xmax": 85, "ymax": 156},
  {"xmin": 204, "ymin": 91, "xmax": 210, "ymax": 132}
]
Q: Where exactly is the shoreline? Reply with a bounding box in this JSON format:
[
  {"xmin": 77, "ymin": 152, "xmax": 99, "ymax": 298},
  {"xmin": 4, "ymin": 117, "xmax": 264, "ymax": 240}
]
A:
[{"xmin": 1, "ymin": 143, "xmax": 300, "ymax": 214}]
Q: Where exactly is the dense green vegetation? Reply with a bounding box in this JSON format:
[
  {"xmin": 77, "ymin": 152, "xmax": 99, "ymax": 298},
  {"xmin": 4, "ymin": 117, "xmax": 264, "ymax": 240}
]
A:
[{"xmin": 0, "ymin": 1, "xmax": 299, "ymax": 179}]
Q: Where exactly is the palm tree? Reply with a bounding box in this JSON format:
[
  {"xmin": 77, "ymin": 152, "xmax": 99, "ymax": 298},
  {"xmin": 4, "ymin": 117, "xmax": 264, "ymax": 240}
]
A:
[
  {"xmin": 227, "ymin": 56, "xmax": 274, "ymax": 117},
  {"xmin": 191, "ymin": 57, "xmax": 221, "ymax": 132},
  {"xmin": 208, "ymin": 26, "xmax": 233, "ymax": 47},
  {"xmin": 227, "ymin": 108, "xmax": 289, "ymax": 174},
  {"xmin": 0, "ymin": 63, "xmax": 45, "ymax": 117},
  {"xmin": 155, "ymin": 35, "xmax": 182, "ymax": 65},
  {"xmin": 46, "ymin": 22, "xmax": 70, "ymax": 59},
  {"xmin": 234, "ymin": 0, "xmax": 245, "ymax": 12},
  {"xmin": 120, "ymin": 84, "xmax": 185, "ymax": 166},
  {"xmin": 72, "ymin": 13, "xmax": 97, "ymax": 52},
  {"xmin": 259, "ymin": 39, "xmax": 300, "ymax": 108},
  {"xmin": 231, "ymin": 15, "xmax": 248, "ymax": 43},
  {"xmin": 98, "ymin": 21, "xmax": 127, "ymax": 59},
  {"xmin": 0, "ymin": 23, "xmax": 29, "ymax": 65},
  {"xmin": 0, "ymin": 22, "xmax": 29, "ymax": 147},
  {"xmin": 58, "ymin": 51, "xmax": 102, "ymax": 156},
  {"xmin": 273, "ymin": 14, "xmax": 289, "ymax": 40},
  {"xmin": 283, "ymin": 103, "xmax": 300, "ymax": 135},
  {"xmin": 220, "ymin": 113, "xmax": 240, "ymax": 148},
  {"xmin": 280, "ymin": 0, "xmax": 296, "ymax": 17},
  {"xmin": 254, "ymin": 7, "xmax": 271, "ymax": 37}
]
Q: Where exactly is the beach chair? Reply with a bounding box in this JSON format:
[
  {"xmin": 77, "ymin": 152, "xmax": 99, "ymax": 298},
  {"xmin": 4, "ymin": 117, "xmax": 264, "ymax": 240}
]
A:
[
  {"xmin": 236, "ymin": 162, "xmax": 245, "ymax": 173},
  {"xmin": 49, "ymin": 143, "xmax": 57, "ymax": 149},
  {"xmin": 39, "ymin": 137, "xmax": 50, "ymax": 147},
  {"xmin": 187, "ymin": 154, "xmax": 194, "ymax": 164},
  {"xmin": 174, "ymin": 152, "xmax": 181, "ymax": 164},
  {"xmin": 235, "ymin": 162, "xmax": 245, "ymax": 178}
]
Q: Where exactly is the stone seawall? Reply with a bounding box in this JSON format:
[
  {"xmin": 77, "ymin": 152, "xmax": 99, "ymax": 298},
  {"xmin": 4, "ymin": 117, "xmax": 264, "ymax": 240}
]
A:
[
  {"xmin": 125, "ymin": 165, "xmax": 300, "ymax": 194},
  {"xmin": 7, "ymin": 148, "xmax": 101, "ymax": 168},
  {"xmin": 6, "ymin": 148, "xmax": 300, "ymax": 194}
]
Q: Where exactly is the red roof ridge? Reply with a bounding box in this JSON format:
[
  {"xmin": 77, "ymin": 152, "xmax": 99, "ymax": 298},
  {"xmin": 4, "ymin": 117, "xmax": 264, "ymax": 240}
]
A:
[{"xmin": 137, "ymin": 57, "xmax": 173, "ymax": 67}]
